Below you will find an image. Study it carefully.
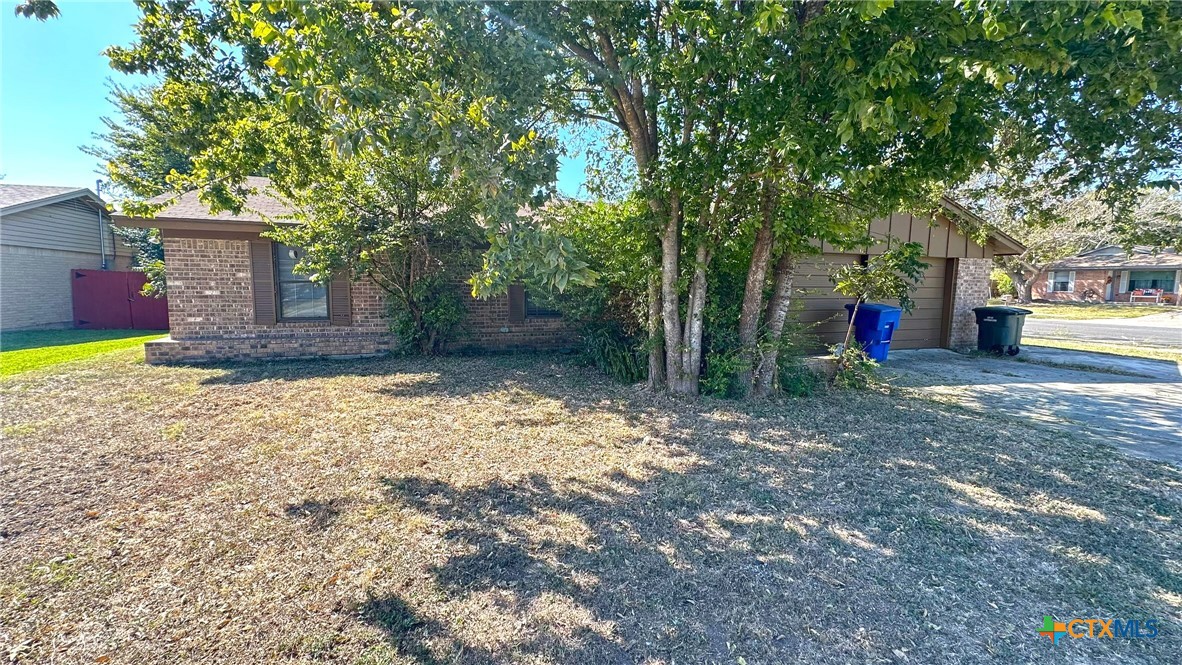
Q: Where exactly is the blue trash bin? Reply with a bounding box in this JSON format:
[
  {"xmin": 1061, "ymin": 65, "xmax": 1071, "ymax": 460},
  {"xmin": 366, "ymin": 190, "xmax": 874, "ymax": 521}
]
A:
[{"xmin": 844, "ymin": 303, "xmax": 903, "ymax": 361}]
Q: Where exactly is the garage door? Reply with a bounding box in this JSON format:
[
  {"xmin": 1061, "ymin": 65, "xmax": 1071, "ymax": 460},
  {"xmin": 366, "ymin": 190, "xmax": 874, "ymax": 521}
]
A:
[{"xmin": 791, "ymin": 254, "xmax": 948, "ymax": 351}]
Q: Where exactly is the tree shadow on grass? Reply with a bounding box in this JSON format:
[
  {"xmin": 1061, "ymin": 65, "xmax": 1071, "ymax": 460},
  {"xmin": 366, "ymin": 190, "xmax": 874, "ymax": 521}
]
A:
[
  {"xmin": 188, "ymin": 354, "xmax": 1179, "ymax": 661},
  {"xmin": 343, "ymin": 388, "xmax": 1182, "ymax": 664},
  {"xmin": 354, "ymin": 596, "xmax": 456, "ymax": 665},
  {"xmin": 284, "ymin": 498, "xmax": 347, "ymax": 532},
  {"xmin": 198, "ymin": 352, "xmax": 652, "ymax": 428}
]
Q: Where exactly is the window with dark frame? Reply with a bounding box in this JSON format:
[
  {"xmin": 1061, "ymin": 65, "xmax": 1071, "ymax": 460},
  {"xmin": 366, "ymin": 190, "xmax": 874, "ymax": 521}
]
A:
[
  {"xmin": 1050, "ymin": 271, "xmax": 1071, "ymax": 292},
  {"xmin": 1127, "ymin": 270, "xmax": 1176, "ymax": 292},
  {"xmin": 525, "ymin": 290, "xmax": 562, "ymax": 318},
  {"xmin": 274, "ymin": 243, "xmax": 328, "ymax": 320}
]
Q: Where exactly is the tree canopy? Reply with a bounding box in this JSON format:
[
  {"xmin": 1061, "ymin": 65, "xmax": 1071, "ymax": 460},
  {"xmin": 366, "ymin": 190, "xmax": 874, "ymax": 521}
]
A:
[{"xmin": 103, "ymin": 0, "xmax": 1182, "ymax": 396}]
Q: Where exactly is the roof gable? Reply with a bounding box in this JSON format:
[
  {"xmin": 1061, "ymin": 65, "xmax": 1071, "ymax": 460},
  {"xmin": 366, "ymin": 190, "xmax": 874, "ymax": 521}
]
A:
[{"xmin": 0, "ymin": 184, "xmax": 105, "ymax": 217}]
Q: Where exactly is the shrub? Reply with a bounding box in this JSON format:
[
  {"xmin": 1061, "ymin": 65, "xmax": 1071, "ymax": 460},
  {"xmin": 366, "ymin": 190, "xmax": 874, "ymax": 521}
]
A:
[
  {"xmin": 990, "ymin": 268, "xmax": 1015, "ymax": 298},
  {"xmin": 580, "ymin": 322, "xmax": 648, "ymax": 383},
  {"xmin": 832, "ymin": 346, "xmax": 878, "ymax": 390},
  {"xmin": 388, "ymin": 272, "xmax": 468, "ymax": 355}
]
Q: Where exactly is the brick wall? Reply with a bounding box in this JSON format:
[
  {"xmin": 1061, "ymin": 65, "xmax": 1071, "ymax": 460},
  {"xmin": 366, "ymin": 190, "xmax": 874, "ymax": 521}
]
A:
[
  {"xmin": 148, "ymin": 237, "xmax": 392, "ymax": 363},
  {"xmin": 448, "ymin": 283, "xmax": 577, "ymax": 352},
  {"xmin": 1, "ymin": 244, "xmax": 133, "ymax": 331},
  {"xmin": 948, "ymin": 258, "xmax": 992, "ymax": 349},
  {"xmin": 1030, "ymin": 269, "xmax": 1109, "ymax": 301},
  {"xmin": 148, "ymin": 236, "xmax": 577, "ymax": 363}
]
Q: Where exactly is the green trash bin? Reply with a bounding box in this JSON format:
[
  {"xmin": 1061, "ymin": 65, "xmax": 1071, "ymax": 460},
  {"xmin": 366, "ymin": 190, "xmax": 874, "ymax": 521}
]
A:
[{"xmin": 973, "ymin": 306, "xmax": 1033, "ymax": 355}]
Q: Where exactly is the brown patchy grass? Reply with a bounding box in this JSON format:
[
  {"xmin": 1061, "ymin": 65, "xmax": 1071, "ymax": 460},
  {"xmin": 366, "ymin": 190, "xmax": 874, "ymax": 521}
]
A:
[
  {"xmin": 1022, "ymin": 338, "xmax": 1182, "ymax": 363},
  {"xmin": 1, "ymin": 348, "xmax": 1179, "ymax": 664},
  {"xmin": 988, "ymin": 302, "xmax": 1170, "ymax": 320}
]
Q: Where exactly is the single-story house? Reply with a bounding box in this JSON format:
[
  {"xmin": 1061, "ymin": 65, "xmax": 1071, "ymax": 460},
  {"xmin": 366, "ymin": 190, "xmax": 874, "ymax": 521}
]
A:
[
  {"xmin": 1032, "ymin": 246, "xmax": 1182, "ymax": 305},
  {"xmin": 114, "ymin": 178, "xmax": 1022, "ymax": 364},
  {"xmin": 1, "ymin": 184, "xmax": 132, "ymax": 330}
]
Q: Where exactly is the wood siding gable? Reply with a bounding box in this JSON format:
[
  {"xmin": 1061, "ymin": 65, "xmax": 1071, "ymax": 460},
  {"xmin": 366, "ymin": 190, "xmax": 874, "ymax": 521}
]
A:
[{"xmin": 0, "ymin": 199, "xmax": 127, "ymax": 259}]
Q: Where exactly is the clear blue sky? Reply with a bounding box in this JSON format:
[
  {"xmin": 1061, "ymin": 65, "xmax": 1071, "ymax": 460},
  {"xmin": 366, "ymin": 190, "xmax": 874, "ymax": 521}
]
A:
[{"xmin": 1, "ymin": 0, "xmax": 589, "ymax": 197}]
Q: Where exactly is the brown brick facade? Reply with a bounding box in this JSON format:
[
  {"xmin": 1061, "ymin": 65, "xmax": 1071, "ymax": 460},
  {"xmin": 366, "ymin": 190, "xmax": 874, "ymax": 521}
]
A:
[
  {"xmin": 448, "ymin": 283, "xmax": 577, "ymax": 352},
  {"xmin": 1031, "ymin": 268, "xmax": 1180, "ymax": 304},
  {"xmin": 147, "ymin": 236, "xmax": 575, "ymax": 364},
  {"xmin": 1031, "ymin": 269, "xmax": 1110, "ymax": 302},
  {"xmin": 948, "ymin": 258, "xmax": 992, "ymax": 349}
]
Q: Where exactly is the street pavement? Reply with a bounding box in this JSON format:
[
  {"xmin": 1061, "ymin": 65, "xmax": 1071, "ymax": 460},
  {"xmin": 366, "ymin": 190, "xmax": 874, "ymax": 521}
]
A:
[{"xmin": 1023, "ymin": 311, "xmax": 1182, "ymax": 348}]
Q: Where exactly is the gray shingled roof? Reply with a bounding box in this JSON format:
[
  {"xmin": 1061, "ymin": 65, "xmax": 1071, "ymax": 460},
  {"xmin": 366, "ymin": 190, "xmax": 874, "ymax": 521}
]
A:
[
  {"xmin": 0, "ymin": 184, "xmax": 96, "ymax": 213},
  {"xmin": 1050, "ymin": 248, "xmax": 1182, "ymax": 270},
  {"xmin": 148, "ymin": 176, "xmax": 297, "ymax": 223}
]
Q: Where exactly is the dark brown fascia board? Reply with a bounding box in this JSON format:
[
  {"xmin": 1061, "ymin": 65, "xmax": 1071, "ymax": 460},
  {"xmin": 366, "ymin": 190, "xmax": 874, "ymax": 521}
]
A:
[
  {"xmin": 112, "ymin": 214, "xmax": 293, "ymax": 234},
  {"xmin": 160, "ymin": 228, "xmax": 266, "ymax": 241},
  {"xmin": 939, "ymin": 197, "xmax": 1026, "ymax": 256}
]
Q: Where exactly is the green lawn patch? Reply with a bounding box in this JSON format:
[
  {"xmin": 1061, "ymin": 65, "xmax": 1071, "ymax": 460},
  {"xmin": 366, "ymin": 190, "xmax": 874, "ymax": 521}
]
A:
[{"xmin": 0, "ymin": 329, "xmax": 167, "ymax": 376}]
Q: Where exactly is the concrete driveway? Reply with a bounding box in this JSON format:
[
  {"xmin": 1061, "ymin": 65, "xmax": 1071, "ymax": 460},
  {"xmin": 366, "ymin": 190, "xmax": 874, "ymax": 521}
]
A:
[{"xmin": 884, "ymin": 347, "xmax": 1182, "ymax": 465}]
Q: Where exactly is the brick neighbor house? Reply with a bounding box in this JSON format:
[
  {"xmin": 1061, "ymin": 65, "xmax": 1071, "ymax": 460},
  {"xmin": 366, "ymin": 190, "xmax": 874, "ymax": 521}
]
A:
[
  {"xmin": 113, "ymin": 178, "xmax": 1022, "ymax": 364},
  {"xmin": 1031, "ymin": 246, "xmax": 1182, "ymax": 305}
]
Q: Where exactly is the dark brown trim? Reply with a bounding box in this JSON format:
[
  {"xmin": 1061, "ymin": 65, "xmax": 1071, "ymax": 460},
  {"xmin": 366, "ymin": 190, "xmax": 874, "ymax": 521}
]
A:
[
  {"xmin": 940, "ymin": 258, "xmax": 959, "ymax": 348},
  {"xmin": 507, "ymin": 284, "xmax": 526, "ymax": 324},
  {"xmin": 161, "ymin": 229, "xmax": 264, "ymax": 241},
  {"xmin": 249, "ymin": 240, "xmax": 278, "ymax": 325}
]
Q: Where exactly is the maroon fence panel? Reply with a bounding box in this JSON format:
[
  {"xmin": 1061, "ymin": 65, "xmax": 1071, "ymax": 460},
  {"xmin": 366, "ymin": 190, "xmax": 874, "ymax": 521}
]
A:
[
  {"xmin": 127, "ymin": 272, "xmax": 170, "ymax": 330},
  {"xmin": 71, "ymin": 270, "xmax": 169, "ymax": 330}
]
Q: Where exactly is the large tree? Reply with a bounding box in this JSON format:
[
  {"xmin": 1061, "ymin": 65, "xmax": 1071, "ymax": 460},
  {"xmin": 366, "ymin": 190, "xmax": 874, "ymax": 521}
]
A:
[{"xmin": 108, "ymin": 1, "xmax": 1182, "ymax": 396}]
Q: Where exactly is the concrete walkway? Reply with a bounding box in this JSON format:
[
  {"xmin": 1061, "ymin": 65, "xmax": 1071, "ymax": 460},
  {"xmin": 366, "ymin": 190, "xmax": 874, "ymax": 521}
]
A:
[{"xmin": 884, "ymin": 348, "xmax": 1182, "ymax": 466}]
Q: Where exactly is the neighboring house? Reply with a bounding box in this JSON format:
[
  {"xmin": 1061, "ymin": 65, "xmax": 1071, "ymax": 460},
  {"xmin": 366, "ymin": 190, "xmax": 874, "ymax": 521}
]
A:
[
  {"xmin": 115, "ymin": 178, "xmax": 1021, "ymax": 364},
  {"xmin": 1032, "ymin": 246, "xmax": 1182, "ymax": 304},
  {"xmin": 0, "ymin": 184, "xmax": 132, "ymax": 331}
]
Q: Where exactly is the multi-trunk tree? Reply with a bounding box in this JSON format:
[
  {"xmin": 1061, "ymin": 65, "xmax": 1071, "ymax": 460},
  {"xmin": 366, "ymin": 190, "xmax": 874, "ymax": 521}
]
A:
[
  {"xmin": 489, "ymin": 1, "xmax": 1182, "ymax": 394},
  {"xmin": 106, "ymin": 1, "xmax": 1182, "ymax": 396}
]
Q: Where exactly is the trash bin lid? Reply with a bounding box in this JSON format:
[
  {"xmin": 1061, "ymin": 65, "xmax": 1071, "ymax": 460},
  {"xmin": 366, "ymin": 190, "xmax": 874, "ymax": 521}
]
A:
[
  {"xmin": 844, "ymin": 302, "xmax": 903, "ymax": 313},
  {"xmin": 972, "ymin": 306, "xmax": 1033, "ymax": 316}
]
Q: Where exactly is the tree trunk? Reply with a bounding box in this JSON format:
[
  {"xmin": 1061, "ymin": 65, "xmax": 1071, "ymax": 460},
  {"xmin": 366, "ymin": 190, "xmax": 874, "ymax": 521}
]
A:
[
  {"xmin": 752, "ymin": 250, "xmax": 796, "ymax": 397},
  {"xmin": 1018, "ymin": 277, "xmax": 1034, "ymax": 304},
  {"xmin": 674, "ymin": 242, "xmax": 710, "ymax": 395},
  {"xmin": 736, "ymin": 194, "xmax": 775, "ymax": 395},
  {"xmin": 646, "ymin": 272, "xmax": 665, "ymax": 390},
  {"xmin": 1005, "ymin": 268, "xmax": 1034, "ymax": 303},
  {"xmin": 842, "ymin": 299, "xmax": 862, "ymax": 353},
  {"xmin": 660, "ymin": 200, "xmax": 684, "ymax": 391}
]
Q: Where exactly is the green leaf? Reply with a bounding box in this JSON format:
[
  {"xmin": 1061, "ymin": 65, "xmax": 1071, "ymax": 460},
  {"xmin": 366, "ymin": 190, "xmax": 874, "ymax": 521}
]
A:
[{"xmin": 252, "ymin": 20, "xmax": 279, "ymax": 44}]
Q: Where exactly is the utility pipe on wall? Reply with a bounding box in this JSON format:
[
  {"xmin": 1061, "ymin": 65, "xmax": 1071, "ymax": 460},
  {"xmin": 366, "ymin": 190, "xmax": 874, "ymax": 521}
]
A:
[{"xmin": 96, "ymin": 179, "xmax": 108, "ymax": 270}]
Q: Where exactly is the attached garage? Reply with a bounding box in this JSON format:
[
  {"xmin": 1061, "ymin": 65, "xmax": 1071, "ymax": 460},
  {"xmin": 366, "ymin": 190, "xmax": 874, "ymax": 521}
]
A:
[{"xmin": 793, "ymin": 201, "xmax": 1024, "ymax": 351}]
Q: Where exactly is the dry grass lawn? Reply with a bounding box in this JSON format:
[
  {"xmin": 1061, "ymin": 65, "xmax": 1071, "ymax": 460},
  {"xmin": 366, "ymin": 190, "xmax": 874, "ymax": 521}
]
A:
[
  {"xmin": 1008, "ymin": 302, "xmax": 1171, "ymax": 320},
  {"xmin": 1, "ymin": 348, "xmax": 1179, "ymax": 664},
  {"xmin": 1022, "ymin": 337, "xmax": 1182, "ymax": 363}
]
